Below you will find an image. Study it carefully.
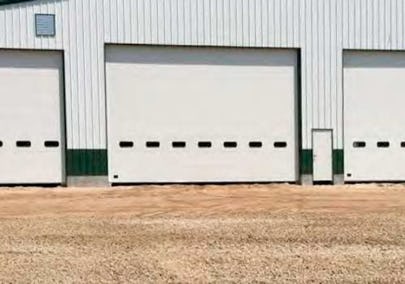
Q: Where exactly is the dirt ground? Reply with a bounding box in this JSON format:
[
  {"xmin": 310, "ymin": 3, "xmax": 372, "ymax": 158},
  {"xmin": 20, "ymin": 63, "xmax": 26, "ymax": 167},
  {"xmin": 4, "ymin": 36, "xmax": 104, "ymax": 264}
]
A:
[{"xmin": 1, "ymin": 184, "xmax": 405, "ymax": 283}]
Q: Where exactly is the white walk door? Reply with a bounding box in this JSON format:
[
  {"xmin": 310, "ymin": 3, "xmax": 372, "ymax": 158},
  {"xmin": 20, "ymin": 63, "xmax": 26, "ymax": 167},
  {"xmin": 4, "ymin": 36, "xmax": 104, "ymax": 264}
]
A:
[
  {"xmin": 344, "ymin": 51, "xmax": 405, "ymax": 182},
  {"xmin": 0, "ymin": 50, "xmax": 64, "ymax": 184},
  {"xmin": 313, "ymin": 130, "xmax": 333, "ymax": 182},
  {"xmin": 106, "ymin": 46, "xmax": 298, "ymax": 183}
]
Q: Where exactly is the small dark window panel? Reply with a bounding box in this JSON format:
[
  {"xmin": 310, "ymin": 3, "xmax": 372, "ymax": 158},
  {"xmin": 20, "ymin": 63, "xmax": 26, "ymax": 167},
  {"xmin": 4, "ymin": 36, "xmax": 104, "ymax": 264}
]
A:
[
  {"xmin": 44, "ymin": 141, "xmax": 59, "ymax": 148},
  {"xmin": 274, "ymin": 142, "xmax": 287, "ymax": 148},
  {"xmin": 172, "ymin": 141, "xmax": 186, "ymax": 148},
  {"xmin": 224, "ymin": 142, "xmax": 237, "ymax": 148},
  {"xmin": 377, "ymin": 141, "xmax": 390, "ymax": 148},
  {"xmin": 0, "ymin": 141, "xmax": 3, "ymax": 147},
  {"xmin": 198, "ymin": 141, "xmax": 212, "ymax": 148},
  {"xmin": 16, "ymin": 141, "xmax": 31, "ymax": 148},
  {"xmin": 401, "ymin": 142, "xmax": 405, "ymax": 148},
  {"xmin": 146, "ymin": 141, "xmax": 160, "ymax": 148},
  {"xmin": 249, "ymin": 141, "xmax": 263, "ymax": 148},
  {"xmin": 119, "ymin": 141, "xmax": 134, "ymax": 148},
  {"xmin": 353, "ymin": 141, "xmax": 366, "ymax": 148}
]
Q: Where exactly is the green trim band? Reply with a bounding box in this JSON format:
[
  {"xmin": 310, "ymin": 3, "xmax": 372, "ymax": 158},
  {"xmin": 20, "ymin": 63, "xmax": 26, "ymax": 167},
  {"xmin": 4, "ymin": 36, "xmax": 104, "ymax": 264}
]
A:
[
  {"xmin": 333, "ymin": 149, "xmax": 344, "ymax": 175},
  {"xmin": 66, "ymin": 149, "xmax": 108, "ymax": 176},
  {"xmin": 300, "ymin": 149, "xmax": 313, "ymax": 175},
  {"xmin": 300, "ymin": 149, "xmax": 344, "ymax": 176},
  {"xmin": 66, "ymin": 148, "xmax": 342, "ymax": 177}
]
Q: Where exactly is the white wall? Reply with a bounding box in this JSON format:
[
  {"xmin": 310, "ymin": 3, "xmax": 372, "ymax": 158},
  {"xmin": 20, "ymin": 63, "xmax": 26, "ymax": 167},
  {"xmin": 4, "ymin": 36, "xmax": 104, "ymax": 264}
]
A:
[{"xmin": 0, "ymin": 0, "xmax": 404, "ymax": 150}]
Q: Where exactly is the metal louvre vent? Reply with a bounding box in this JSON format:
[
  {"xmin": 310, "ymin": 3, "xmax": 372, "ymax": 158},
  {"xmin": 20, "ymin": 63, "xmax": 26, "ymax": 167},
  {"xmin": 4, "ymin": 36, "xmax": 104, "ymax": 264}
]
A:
[{"xmin": 35, "ymin": 14, "xmax": 55, "ymax": 37}]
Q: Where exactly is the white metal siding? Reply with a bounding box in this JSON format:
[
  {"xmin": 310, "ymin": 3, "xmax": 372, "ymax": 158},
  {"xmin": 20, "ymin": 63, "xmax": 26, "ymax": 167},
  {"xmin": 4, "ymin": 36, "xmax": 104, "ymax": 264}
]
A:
[{"xmin": 1, "ymin": 0, "xmax": 405, "ymax": 151}]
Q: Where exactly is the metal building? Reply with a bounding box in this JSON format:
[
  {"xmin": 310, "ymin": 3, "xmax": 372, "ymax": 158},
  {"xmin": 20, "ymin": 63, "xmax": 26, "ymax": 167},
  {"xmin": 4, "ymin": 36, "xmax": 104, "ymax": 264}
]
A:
[{"xmin": 1, "ymin": 0, "xmax": 405, "ymax": 185}]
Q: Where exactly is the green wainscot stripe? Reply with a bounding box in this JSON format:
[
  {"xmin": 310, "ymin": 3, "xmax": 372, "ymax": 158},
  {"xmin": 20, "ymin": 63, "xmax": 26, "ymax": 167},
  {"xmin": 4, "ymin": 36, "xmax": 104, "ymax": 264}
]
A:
[
  {"xmin": 67, "ymin": 149, "xmax": 108, "ymax": 176},
  {"xmin": 333, "ymin": 149, "xmax": 344, "ymax": 175},
  {"xmin": 300, "ymin": 149, "xmax": 313, "ymax": 175},
  {"xmin": 301, "ymin": 149, "xmax": 344, "ymax": 176}
]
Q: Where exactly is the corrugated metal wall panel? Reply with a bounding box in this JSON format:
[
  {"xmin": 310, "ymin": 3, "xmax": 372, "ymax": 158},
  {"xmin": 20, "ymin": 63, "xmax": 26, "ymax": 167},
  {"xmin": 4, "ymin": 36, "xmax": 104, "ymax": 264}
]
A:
[
  {"xmin": 0, "ymin": 0, "xmax": 404, "ymax": 151},
  {"xmin": 342, "ymin": 0, "xmax": 405, "ymax": 50},
  {"xmin": 105, "ymin": 0, "xmax": 300, "ymax": 47}
]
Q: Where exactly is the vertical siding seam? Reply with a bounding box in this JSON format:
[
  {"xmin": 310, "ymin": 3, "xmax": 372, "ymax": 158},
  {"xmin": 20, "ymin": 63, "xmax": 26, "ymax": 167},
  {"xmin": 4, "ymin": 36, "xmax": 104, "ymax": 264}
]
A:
[
  {"xmin": 75, "ymin": 0, "xmax": 82, "ymax": 148},
  {"xmin": 336, "ymin": 0, "xmax": 340, "ymax": 148}
]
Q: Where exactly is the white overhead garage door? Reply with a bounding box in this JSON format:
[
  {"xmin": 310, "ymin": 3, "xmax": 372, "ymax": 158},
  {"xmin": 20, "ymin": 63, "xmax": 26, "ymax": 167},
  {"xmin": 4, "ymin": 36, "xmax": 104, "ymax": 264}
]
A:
[
  {"xmin": 106, "ymin": 45, "xmax": 298, "ymax": 183},
  {"xmin": 344, "ymin": 51, "xmax": 405, "ymax": 182},
  {"xmin": 0, "ymin": 50, "xmax": 64, "ymax": 184}
]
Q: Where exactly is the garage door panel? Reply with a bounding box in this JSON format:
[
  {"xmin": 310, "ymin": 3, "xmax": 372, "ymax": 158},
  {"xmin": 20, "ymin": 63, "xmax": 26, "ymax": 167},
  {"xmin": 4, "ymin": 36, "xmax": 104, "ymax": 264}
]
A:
[
  {"xmin": 0, "ymin": 151, "xmax": 62, "ymax": 183},
  {"xmin": 0, "ymin": 50, "xmax": 64, "ymax": 184},
  {"xmin": 107, "ymin": 46, "xmax": 298, "ymax": 183},
  {"xmin": 344, "ymin": 51, "xmax": 405, "ymax": 182},
  {"xmin": 345, "ymin": 148, "xmax": 405, "ymax": 181},
  {"xmin": 108, "ymin": 65, "xmax": 295, "ymax": 135},
  {"xmin": 111, "ymin": 147, "xmax": 295, "ymax": 183}
]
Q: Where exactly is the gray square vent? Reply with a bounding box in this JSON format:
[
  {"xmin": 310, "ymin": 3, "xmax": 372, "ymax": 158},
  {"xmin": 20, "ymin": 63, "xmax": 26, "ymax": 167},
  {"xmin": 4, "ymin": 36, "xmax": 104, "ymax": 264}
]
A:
[{"xmin": 35, "ymin": 14, "xmax": 55, "ymax": 37}]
